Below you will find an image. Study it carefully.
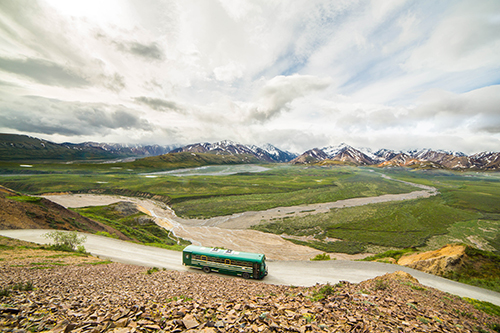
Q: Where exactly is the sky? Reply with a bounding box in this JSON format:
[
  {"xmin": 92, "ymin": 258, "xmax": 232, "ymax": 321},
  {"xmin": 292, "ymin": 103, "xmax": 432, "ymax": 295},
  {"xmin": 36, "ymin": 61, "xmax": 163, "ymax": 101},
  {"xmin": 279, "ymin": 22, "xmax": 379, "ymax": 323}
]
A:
[{"xmin": 0, "ymin": 0, "xmax": 499, "ymax": 154}]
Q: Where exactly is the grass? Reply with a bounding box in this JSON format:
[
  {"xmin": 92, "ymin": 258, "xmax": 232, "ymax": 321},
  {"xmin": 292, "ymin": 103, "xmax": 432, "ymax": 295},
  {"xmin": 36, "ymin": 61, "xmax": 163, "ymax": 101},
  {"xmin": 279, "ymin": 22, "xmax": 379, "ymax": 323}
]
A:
[
  {"xmin": 0, "ymin": 165, "xmax": 417, "ymax": 218},
  {"xmin": 253, "ymin": 196, "xmax": 479, "ymax": 249},
  {"xmin": 2, "ymin": 160, "xmax": 500, "ymax": 261},
  {"xmin": 6, "ymin": 195, "xmax": 43, "ymax": 204},
  {"xmin": 287, "ymin": 238, "xmax": 366, "ymax": 254},
  {"xmin": 463, "ymin": 298, "xmax": 500, "ymax": 318},
  {"xmin": 361, "ymin": 248, "xmax": 419, "ymax": 262},
  {"xmin": 443, "ymin": 246, "xmax": 500, "ymax": 293},
  {"xmin": 73, "ymin": 204, "xmax": 190, "ymax": 250},
  {"xmin": 171, "ymin": 169, "xmax": 416, "ymax": 218}
]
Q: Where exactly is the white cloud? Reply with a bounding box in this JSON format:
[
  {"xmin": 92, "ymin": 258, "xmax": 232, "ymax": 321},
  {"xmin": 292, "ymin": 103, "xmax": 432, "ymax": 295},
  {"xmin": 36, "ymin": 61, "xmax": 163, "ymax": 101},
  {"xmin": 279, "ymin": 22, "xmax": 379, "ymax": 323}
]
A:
[
  {"xmin": 405, "ymin": 1, "xmax": 500, "ymax": 72},
  {"xmin": 0, "ymin": 0, "xmax": 499, "ymax": 154},
  {"xmin": 213, "ymin": 61, "xmax": 245, "ymax": 82},
  {"xmin": 247, "ymin": 74, "xmax": 332, "ymax": 122}
]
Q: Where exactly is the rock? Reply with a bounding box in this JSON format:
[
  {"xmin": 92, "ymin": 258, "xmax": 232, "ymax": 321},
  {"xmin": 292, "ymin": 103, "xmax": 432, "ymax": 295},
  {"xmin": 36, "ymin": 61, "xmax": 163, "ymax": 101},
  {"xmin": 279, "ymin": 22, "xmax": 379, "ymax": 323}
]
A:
[
  {"xmin": 199, "ymin": 328, "xmax": 216, "ymax": 333},
  {"xmin": 144, "ymin": 324, "xmax": 161, "ymax": 330},
  {"xmin": 110, "ymin": 328, "xmax": 131, "ymax": 333},
  {"xmin": 0, "ymin": 308, "xmax": 21, "ymax": 314},
  {"xmin": 182, "ymin": 314, "xmax": 199, "ymax": 329},
  {"xmin": 114, "ymin": 317, "xmax": 129, "ymax": 328}
]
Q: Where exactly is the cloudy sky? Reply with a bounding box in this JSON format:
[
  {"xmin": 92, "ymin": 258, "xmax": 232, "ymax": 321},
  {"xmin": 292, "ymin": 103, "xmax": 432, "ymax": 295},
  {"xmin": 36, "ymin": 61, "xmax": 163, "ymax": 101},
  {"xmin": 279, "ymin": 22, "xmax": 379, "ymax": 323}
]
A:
[{"xmin": 0, "ymin": 0, "xmax": 499, "ymax": 154}]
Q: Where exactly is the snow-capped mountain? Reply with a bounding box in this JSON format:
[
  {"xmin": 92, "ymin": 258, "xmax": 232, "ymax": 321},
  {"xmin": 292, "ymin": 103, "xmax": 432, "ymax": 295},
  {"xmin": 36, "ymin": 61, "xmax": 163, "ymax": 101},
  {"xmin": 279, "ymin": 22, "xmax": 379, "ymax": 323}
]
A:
[
  {"xmin": 291, "ymin": 144, "xmax": 500, "ymax": 170},
  {"xmin": 170, "ymin": 141, "xmax": 297, "ymax": 163},
  {"xmin": 64, "ymin": 142, "xmax": 177, "ymax": 157},
  {"xmin": 291, "ymin": 143, "xmax": 376, "ymax": 165},
  {"xmin": 2, "ymin": 133, "xmax": 499, "ymax": 170}
]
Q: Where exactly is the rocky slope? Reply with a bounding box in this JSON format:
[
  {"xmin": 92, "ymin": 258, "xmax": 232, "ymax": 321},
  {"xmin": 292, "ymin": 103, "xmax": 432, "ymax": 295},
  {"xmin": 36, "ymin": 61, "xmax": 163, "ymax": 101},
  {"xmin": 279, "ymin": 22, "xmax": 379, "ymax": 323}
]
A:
[{"xmin": 1, "ymin": 243, "xmax": 498, "ymax": 332}]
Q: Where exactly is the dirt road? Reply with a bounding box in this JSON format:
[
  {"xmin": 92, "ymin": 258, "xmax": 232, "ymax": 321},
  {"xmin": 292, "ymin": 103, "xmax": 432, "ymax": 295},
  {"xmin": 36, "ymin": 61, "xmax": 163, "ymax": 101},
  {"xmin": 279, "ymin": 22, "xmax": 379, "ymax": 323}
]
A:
[{"xmin": 2, "ymin": 229, "xmax": 499, "ymax": 307}]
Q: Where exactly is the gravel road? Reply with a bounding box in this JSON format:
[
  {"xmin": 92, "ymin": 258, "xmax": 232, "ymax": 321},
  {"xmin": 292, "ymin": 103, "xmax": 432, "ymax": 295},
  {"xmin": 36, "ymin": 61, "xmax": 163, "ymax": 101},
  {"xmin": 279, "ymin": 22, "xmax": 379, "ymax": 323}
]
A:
[{"xmin": 2, "ymin": 229, "xmax": 499, "ymax": 307}]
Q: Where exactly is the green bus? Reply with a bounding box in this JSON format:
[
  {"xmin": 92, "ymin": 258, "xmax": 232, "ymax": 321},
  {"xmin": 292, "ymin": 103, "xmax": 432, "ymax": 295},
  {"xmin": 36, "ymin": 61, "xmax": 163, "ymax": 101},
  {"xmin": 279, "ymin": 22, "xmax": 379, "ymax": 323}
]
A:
[{"xmin": 182, "ymin": 245, "xmax": 268, "ymax": 280}]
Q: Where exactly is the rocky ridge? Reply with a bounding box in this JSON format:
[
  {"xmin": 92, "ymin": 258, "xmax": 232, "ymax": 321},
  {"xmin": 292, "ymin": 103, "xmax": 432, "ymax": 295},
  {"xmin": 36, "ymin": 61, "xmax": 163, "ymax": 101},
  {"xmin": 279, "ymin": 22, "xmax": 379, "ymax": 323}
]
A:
[{"xmin": 0, "ymin": 245, "xmax": 498, "ymax": 333}]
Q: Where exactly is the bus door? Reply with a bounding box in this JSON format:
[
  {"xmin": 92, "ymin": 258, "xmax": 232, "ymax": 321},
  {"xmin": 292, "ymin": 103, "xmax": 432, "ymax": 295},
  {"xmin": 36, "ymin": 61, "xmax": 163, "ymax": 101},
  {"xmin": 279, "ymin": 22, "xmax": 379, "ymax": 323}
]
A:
[
  {"xmin": 253, "ymin": 263, "xmax": 259, "ymax": 278},
  {"xmin": 183, "ymin": 252, "xmax": 192, "ymax": 265}
]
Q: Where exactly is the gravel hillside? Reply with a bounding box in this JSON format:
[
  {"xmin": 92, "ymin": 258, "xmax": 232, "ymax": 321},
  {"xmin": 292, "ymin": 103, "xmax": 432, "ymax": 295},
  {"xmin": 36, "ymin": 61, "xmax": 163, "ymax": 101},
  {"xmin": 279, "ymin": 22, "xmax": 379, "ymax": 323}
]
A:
[{"xmin": 1, "ymin": 243, "xmax": 499, "ymax": 333}]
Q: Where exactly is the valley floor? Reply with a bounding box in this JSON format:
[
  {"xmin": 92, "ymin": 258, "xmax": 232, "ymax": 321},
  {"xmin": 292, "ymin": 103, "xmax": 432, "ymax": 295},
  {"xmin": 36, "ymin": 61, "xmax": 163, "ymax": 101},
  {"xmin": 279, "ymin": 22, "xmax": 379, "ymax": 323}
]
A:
[{"xmin": 40, "ymin": 176, "xmax": 436, "ymax": 261}]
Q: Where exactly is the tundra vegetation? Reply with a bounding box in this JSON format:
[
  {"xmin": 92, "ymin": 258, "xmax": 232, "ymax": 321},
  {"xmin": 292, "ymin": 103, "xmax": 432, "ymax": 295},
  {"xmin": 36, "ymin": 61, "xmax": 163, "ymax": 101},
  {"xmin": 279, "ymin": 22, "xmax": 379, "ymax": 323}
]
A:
[
  {"xmin": 0, "ymin": 157, "xmax": 499, "ymax": 256},
  {"xmin": 73, "ymin": 202, "xmax": 189, "ymax": 251}
]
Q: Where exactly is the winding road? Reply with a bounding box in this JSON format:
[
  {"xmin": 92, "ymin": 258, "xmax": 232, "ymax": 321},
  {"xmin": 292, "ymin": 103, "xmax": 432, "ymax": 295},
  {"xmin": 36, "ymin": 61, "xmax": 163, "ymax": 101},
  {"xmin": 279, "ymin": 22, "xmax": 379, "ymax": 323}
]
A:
[
  {"xmin": 4, "ymin": 172, "xmax": 499, "ymax": 305},
  {"xmin": 1, "ymin": 229, "xmax": 500, "ymax": 307}
]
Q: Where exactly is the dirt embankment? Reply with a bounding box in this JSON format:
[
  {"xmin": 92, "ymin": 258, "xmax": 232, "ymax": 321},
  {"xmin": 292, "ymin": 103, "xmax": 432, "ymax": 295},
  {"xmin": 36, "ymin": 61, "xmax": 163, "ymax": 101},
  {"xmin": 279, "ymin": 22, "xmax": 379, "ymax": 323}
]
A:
[{"xmin": 397, "ymin": 244, "xmax": 467, "ymax": 276}]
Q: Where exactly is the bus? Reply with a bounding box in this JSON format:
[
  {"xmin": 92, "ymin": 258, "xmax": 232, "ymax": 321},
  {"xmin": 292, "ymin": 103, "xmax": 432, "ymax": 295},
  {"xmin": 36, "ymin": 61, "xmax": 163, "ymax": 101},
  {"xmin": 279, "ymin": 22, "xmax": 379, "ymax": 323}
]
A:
[{"xmin": 182, "ymin": 245, "xmax": 268, "ymax": 279}]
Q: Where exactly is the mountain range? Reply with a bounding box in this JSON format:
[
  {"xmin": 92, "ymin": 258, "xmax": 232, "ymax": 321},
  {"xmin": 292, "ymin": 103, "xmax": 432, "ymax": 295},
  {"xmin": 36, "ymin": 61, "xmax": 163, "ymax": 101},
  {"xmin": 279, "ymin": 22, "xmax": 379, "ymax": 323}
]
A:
[
  {"xmin": 291, "ymin": 143, "xmax": 500, "ymax": 170},
  {"xmin": 0, "ymin": 133, "xmax": 177, "ymax": 161},
  {"xmin": 1, "ymin": 133, "xmax": 499, "ymax": 170},
  {"xmin": 170, "ymin": 140, "xmax": 297, "ymax": 163}
]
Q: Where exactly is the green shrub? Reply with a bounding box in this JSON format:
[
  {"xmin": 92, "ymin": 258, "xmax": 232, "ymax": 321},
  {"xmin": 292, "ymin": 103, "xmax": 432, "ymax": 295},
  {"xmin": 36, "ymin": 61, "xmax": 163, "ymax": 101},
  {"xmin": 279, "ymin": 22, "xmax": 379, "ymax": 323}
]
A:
[
  {"xmin": 361, "ymin": 248, "xmax": 418, "ymax": 262},
  {"xmin": 373, "ymin": 279, "xmax": 389, "ymax": 291},
  {"xmin": 12, "ymin": 281, "xmax": 34, "ymax": 291},
  {"xmin": 0, "ymin": 287, "xmax": 10, "ymax": 297},
  {"xmin": 146, "ymin": 267, "xmax": 159, "ymax": 274},
  {"xmin": 44, "ymin": 231, "xmax": 87, "ymax": 252},
  {"xmin": 95, "ymin": 231, "xmax": 119, "ymax": 239},
  {"xmin": 311, "ymin": 283, "xmax": 335, "ymax": 301},
  {"xmin": 310, "ymin": 253, "xmax": 331, "ymax": 261}
]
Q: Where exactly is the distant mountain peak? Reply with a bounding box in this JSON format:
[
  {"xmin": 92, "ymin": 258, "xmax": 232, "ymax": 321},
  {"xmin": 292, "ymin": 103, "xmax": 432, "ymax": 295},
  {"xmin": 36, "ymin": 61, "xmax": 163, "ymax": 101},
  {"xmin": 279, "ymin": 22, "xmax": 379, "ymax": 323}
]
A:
[{"xmin": 170, "ymin": 141, "xmax": 297, "ymax": 163}]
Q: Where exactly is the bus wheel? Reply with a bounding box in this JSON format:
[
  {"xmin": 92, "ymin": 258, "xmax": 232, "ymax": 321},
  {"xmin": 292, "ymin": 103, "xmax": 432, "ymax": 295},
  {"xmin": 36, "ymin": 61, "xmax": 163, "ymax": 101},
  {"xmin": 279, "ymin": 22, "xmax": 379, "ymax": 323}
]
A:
[
  {"xmin": 242, "ymin": 272, "xmax": 250, "ymax": 279},
  {"xmin": 202, "ymin": 266, "xmax": 211, "ymax": 273}
]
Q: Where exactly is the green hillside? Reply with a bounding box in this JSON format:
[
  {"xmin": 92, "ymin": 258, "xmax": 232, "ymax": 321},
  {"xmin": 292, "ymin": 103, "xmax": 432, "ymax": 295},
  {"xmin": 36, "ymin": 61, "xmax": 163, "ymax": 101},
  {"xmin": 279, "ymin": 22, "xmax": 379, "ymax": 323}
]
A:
[
  {"xmin": 0, "ymin": 133, "xmax": 129, "ymax": 161},
  {"xmin": 129, "ymin": 151, "xmax": 262, "ymax": 171}
]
